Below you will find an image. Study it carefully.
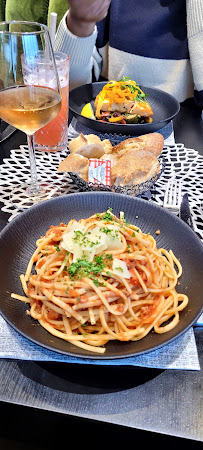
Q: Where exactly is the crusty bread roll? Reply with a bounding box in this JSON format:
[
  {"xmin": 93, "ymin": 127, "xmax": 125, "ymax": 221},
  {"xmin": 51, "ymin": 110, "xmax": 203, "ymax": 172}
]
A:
[
  {"xmin": 133, "ymin": 133, "xmax": 164, "ymax": 156},
  {"xmin": 69, "ymin": 133, "xmax": 105, "ymax": 159},
  {"xmin": 112, "ymin": 133, "xmax": 164, "ymax": 157},
  {"xmin": 68, "ymin": 133, "xmax": 88, "ymax": 153},
  {"xmin": 69, "ymin": 133, "xmax": 102, "ymax": 153},
  {"xmin": 102, "ymin": 139, "xmax": 113, "ymax": 154},
  {"xmin": 58, "ymin": 153, "xmax": 89, "ymax": 182},
  {"xmin": 111, "ymin": 149, "xmax": 160, "ymax": 186},
  {"xmin": 74, "ymin": 143, "xmax": 104, "ymax": 159},
  {"xmin": 101, "ymin": 153, "xmax": 120, "ymax": 167}
]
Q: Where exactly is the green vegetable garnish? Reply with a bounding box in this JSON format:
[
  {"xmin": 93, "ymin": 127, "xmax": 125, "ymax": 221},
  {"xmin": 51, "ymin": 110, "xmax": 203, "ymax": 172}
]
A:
[{"xmin": 68, "ymin": 255, "xmax": 105, "ymax": 280}]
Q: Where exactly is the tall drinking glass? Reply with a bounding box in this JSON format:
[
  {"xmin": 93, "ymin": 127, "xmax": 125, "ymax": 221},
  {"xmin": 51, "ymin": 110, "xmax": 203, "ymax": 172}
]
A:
[
  {"xmin": 0, "ymin": 21, "xmax": 62, "ymax": 205},
  {"xmin": 33, "ymin": 52, "xmax": 69, "ymax": 152}
]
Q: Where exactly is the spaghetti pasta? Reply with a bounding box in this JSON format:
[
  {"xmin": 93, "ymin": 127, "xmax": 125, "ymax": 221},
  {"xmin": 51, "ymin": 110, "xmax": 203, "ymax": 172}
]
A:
[{"xmin": 12, "ymin": 208, "xmax": 188, "ymax": 354}]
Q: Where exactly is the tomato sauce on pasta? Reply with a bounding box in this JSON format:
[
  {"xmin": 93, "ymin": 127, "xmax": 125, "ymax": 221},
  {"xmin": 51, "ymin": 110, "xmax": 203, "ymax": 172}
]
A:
[{"xmin": 12, "ymin": 209, "xmax": 188, "ymax": 354}]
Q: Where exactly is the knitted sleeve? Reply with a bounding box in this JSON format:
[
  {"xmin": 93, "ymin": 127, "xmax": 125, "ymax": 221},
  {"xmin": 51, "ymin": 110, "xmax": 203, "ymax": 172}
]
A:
[
  {"xmin": 187, "ymin": 0, "xmax": 203, "ymax": 108},
  {"xmin": 55, "ymin": 11, "xmax": 102, "ymax": 91}
]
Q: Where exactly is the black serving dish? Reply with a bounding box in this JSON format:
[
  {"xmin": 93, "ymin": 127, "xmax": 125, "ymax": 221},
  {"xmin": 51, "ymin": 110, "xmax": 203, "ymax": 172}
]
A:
[{"xmin": 69, "ymin": 82, "xmax": 180, "ymax": 135}]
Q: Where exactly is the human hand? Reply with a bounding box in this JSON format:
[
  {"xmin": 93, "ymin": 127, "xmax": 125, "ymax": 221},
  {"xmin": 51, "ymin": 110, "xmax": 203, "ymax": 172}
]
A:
[{"xmin": 66, "ymin": 0, "xmax": 111, "ymax": 37}]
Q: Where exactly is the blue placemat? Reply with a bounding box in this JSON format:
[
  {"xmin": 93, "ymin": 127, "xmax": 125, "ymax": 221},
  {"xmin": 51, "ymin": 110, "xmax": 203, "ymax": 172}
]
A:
[
  {"xmin": 0, "ymin": 315, "xmax": 200, "ymax": 370},
  {"xmin": 68, "ymin": 118, "xmax": 175, "ymax": 145}
]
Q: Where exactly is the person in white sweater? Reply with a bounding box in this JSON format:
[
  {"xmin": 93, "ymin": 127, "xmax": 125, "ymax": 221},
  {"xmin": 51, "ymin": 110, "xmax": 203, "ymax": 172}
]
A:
[{"xmin": 55, "ymin": 0, "xmax": 203, "ymax": 109}]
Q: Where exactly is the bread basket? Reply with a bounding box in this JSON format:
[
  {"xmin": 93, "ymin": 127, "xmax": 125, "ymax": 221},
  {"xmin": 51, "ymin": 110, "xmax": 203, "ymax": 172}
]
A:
[{"xmin": 64, "ymin": 132, "xmax": 165, "ymax": 196}]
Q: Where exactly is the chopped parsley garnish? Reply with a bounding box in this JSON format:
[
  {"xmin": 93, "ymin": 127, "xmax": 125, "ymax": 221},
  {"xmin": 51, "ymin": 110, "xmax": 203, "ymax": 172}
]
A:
[
  {"xmin": 102, "ymin": 227, "xmax": 112, "ymax": 234},
  {"xmin": 72, "ymin": 230, "xmax": 83, "ymax": 242},
  {"xmin": 68, "ymin": 255, "xmax": 105, "ymax": 280},
  {"xmin": 120, "ymin": 76, "xmax": 130, "ymax": 82},
  {"xmin": 101, "ymin": 227, "xmax": 119, "ymax": 239},
  {"xmin": 63, "ymin": 252, "xmax": 70, "ymax": 263},
  {"xmin": 122, "ymin": 218, "xmax": 130, "ymax": 227},
  {"xmin": 115, "ymin": 267, "xmax": 123, "ymax": 272},
  {"xmin": 106, "ymin": 271, "xmax": 112, "ymax": 277},
  {"xmin": 105, "ymin": 253, "xmax": 113, "ymax": 260},
  {"xmin": 99, "ymin": 208, "xmax": 113, "ymax": 222},
  {"xmin": 55, "ymin": 244, "xmax": 60, "ymax": 252},
  {"xmin": 72, "ymin": 229, "xmax": 102, "ymax": 248}
]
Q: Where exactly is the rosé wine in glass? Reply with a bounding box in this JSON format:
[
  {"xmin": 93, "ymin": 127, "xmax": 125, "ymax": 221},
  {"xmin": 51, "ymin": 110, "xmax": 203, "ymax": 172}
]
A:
[
  {"xmin": 23, "ymin": 52, "xmax": 69, "ymax": 152},
  {"xmin": 0, "ymin": 21, "xmax": 62, "ymax": 207}
]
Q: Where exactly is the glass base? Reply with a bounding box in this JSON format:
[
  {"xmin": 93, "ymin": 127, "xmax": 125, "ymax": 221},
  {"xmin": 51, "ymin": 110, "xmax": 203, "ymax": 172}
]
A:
[
  {"xmin": 34, "ymin": 142, "xmax": 68, "ymax": 152},
  {"xmin": 9, "ymin": 182, "xmax": 63, "ymax": 210}
]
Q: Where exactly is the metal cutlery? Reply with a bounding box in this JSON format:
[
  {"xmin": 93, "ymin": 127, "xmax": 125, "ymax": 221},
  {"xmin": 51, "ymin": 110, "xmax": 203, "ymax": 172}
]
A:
[
  {"xmin": 163, "ymin": 178, "xmax": 182, "ymax": 213},
  {"xmin": 163, "ymin": 179, "xmax": 194, "ymax": 230},
  {"xmin": 179, "ymin": 193, "xmax": 194, "ymax": 230}
]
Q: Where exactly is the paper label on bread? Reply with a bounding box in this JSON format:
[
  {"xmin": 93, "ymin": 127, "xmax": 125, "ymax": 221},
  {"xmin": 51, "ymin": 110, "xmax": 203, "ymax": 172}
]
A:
[{"xmin": 88, "ymin": 159, "xmax": 111, "ymax": 186}]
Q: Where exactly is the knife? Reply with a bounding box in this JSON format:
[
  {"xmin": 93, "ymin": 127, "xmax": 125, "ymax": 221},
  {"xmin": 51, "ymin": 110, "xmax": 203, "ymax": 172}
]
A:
[
  {"xmin": 0, "ymin": 123, "xmax": 16, "ymax": 142},
  {"xmin": 179, "ymin": 193, "xmax": 194, "ymax": 230}
]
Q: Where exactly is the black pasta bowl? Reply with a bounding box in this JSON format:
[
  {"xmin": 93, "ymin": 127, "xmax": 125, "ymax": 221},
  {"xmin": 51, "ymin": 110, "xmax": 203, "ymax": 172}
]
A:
[
  {"xmin": 69, "ymin": 81, "xmax": 180, "ymax": 135},
  {"xmin": 0, "ymin": 192, "xmax": 202, "ymax": 360}
]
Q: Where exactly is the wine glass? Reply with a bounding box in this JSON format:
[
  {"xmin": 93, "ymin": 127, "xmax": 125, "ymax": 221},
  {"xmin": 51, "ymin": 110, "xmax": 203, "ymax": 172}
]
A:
[{"xmin": 0, "ymin": 21, "xmax": 62, "ymax": 207}]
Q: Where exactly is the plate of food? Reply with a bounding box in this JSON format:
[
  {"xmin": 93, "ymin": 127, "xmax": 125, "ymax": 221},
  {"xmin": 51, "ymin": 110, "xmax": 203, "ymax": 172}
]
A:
[
  {"xmin": 58, "ymin": 131, "xmax": 165, "ymax": 195},
  {"xmin": 69, "ymin": 79, "xmax": 180, "ymax": 135},
  {"xmin": 0, "ymin": 192, "xmax": 202, "ymax": 359}
]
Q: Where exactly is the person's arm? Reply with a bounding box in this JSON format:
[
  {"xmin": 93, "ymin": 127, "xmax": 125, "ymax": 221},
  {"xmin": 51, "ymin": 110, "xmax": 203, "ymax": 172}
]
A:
[
  {"xmin": 55, "ymin": 11, "xmax": 98, "ymax": 91},
  {"xmin": 187, "ymin": 0, "xmax": 203, "ymax": 109},
  {"xmin": 55, "ymin": 1, "xmax": 111, "ymax": 90}
]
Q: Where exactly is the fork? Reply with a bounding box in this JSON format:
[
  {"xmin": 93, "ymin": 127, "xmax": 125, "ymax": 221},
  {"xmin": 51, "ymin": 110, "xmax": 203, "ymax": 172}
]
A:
[{"xmin": 163, "ymin": 178, "xmax": 182, "ymax": 213}]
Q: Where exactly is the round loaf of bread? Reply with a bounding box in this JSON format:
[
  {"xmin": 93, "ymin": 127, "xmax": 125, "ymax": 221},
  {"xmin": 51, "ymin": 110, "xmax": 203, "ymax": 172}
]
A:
[{"xmin": 111, "ymin": 133, "xmax": 164, "ymax": 157}]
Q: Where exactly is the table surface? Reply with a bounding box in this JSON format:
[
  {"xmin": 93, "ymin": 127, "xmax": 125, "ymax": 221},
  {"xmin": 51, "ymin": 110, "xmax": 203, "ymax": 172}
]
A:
[{"xmin": 0, "ymin": 100, "xmax": 203, "ymax": 447}]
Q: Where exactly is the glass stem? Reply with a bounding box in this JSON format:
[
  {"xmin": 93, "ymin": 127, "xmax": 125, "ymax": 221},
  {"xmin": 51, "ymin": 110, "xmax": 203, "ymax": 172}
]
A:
[{"xmin": 27, "ymin": 134, "xmax": 41, "ymax": 195}]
